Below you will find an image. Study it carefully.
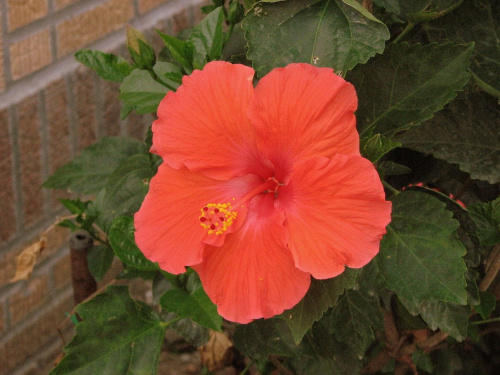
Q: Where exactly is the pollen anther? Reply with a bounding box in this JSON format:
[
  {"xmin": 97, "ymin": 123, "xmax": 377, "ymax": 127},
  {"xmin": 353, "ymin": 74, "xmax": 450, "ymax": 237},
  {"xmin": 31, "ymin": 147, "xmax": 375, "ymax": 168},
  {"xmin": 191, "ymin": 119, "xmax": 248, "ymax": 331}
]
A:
[{"xmin": 199, "ymin": 202, "xmax": 238, "ymax": 235}]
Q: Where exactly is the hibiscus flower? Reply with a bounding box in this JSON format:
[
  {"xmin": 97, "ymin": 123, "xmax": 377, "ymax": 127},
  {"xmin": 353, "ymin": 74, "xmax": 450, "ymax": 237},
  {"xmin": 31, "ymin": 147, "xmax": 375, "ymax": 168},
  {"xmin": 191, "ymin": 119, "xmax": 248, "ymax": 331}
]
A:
[{"xmin": 134, "ymin": 61, "xmax": 392, "ymax": 323}]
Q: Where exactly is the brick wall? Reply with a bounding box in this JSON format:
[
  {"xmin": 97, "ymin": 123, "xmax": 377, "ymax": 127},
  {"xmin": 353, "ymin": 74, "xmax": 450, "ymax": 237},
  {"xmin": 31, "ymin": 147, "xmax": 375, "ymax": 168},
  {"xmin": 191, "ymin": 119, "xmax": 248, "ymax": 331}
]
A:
[{"xmin": 0, "ymin": 0, "xmax": 208, "ymax": 374}]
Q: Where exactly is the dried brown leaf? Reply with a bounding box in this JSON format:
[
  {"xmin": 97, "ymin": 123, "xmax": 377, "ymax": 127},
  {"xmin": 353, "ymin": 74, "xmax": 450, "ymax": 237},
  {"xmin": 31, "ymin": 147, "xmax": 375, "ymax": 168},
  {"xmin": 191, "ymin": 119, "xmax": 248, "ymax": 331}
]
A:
[
  {"xmin": 198, "ymin": 330, "xmax": 234, "ymax": 372},
  {"xmin": 10, "ymin": 236, "xmax": 46, "ymax": 282}
]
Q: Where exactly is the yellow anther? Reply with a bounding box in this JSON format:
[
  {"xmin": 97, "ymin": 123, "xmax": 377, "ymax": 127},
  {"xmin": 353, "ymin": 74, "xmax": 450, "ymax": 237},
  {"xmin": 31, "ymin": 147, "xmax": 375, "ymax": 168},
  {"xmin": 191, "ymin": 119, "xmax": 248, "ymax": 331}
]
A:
[{"xmin": 199, "ymin": 202, "xmax": 238, "ymax": 235}]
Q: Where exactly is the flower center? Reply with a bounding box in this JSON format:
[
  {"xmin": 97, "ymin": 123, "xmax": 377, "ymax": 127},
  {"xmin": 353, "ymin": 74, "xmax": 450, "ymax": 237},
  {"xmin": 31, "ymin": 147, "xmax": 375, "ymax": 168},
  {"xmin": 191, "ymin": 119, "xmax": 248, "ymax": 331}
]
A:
[{"xmin": 199, "ymin": 178, "xmax": 282, "ymax": 235}]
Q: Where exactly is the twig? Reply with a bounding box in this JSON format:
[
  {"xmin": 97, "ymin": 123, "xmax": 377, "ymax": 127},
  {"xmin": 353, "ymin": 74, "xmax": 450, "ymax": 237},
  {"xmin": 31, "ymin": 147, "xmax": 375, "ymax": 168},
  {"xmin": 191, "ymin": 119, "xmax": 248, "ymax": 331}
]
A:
[
  {"xmin": 417, "ymin": 331, "xmax": 449, "ymax": 351},
  {"xmin": 479, "ymin": 243, "xmax": 500, "ymax": 292},
  {"xmin": 393, "ymin": 23, "xmax": 415, "ymax": 43}
]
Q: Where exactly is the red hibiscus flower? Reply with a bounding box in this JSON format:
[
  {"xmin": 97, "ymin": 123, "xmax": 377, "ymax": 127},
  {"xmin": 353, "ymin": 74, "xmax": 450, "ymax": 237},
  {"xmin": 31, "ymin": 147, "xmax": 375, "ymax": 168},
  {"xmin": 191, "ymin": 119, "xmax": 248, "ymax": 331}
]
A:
[{"xmin": 134, "ymin": 61, "xmax": 392, "ymax": 323}]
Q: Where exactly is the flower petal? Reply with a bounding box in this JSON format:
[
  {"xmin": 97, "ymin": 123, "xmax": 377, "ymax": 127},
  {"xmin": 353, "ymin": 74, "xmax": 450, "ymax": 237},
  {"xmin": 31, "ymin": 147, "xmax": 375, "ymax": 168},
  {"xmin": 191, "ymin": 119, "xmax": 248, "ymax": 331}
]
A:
[
  {"xmin": 280, "ymin": 156, "xmax": 392, "ymax": 279},
  {"xmin": 249, "ymin": 63, "xmax": 359, "ymax": 173},
  {"xmin": 134, "ymin": 163, "xmax": 263, "ymax": 274},
  {"xmin": 153, "ymin": 61, "xmax": 271, "ymax": 180},
  {"xmin": 194, "ymin": 194, "xmax": 311, "ymax": 323}
]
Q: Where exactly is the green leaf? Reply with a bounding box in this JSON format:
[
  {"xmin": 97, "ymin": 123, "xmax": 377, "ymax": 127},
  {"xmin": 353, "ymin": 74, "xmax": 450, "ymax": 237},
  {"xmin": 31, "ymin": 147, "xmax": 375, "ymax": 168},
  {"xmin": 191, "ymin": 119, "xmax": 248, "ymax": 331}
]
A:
[
  {"xmin": 243, "ymin": 0, "xmax": 389, "ymax": 76},
  {"xmin": 87, "ymin": 244, "xmax": 114, "ymax": 282},
  {"xmin": 376, "ymin": 191, "xmax": 468, "ymax": 309},
  {"xmin": 361, "ymin": 134, "xmax": 401, "ymax": 163},
  {"xmin": 98, "ymin": 154, "xmax": 153, "ymax": 232},
  {"xmin": 400, "ymin": 0, "xmax": 464, "ymax": 23},
  {"xmin": 59, "ymin": 198, "xmax": 88, "ymax": 215},
  {"xmin": 351, "ymin": 42, "xmax": 474, "ymax": 138},
  {"xmin": 169, "ymin": 315, "xmax": 210, "ymax": 347},
  {"xmin": 109, "ymin": 216, "xmax": 158, "ymax": 271},
  {"xmin": 156, "ymin": 30, "xmax": 194, "ymax": 71},
  {"xmin": 469, "ymin": 197, "xmax": 500, "ymax": 246},
  {"xmin": 75, "ymin": 50, "xmax": 132, "ymax": 82},
  {"xmin": 412, "ymin": 348, "xmax": 433, "ymax": 373},
  {"xmin": 188, "ymin": 6, "xmax": 224, "ymax": 68},
  {"xmin": 160, "ymin": 288, "xmax": 222, "ymax": 331},
  {"xmin": 425, "ymin": 0, "xmax": 500, "ymax": 96},
  {"xmin": 234, "ymin": 318, "xmax": 298, "ymax": 359},
  {"xmin": 418, "ymin": 299, "xmax": 470, "ymax": 341},
  {"xmin": 475, "ymin": 291, "xmax": 496, "ymax": 319},
  {"xmin": 397, "ymin": 92, "xmax": 500, "ymax": 184},
  {"xmin": 119, "ymin": 69, "xmax": 169, "ymax": 114},
  {"xmin": 327, "ymin": 289, "xmax": 382, "ymax": 357},
  {"xmin": 372, "ymin": 0, "xmax": 401, "ymax": 14},
  {"xmin": 152, "ymin": 61, "xmax": 182, "ymax": 90},
  {"xmin": 281, "ymin": 268, "xmax": 359, "ymax": 344},
  {"xmin": 50, "ymin": 286, "xmax": 166, "ymax": 375},
  {"xmin": 43, "ymin": 137, "xmax": 146, "ymax": 195}
]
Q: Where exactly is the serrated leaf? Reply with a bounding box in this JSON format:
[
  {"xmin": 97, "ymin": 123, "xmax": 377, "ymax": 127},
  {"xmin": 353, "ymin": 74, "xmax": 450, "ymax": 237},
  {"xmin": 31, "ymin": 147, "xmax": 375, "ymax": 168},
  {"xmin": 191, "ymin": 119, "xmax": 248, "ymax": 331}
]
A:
[
  {"xmin": 376, "ymin": 191, "xmax": 468, "ymax": 309},
  {"xmin": 412, "ymin": 348, "xmax": 433, "ymax": 373},
  {"xmin": 351, "ymin": 42, "xmax": 474, "ymax": 138},
  {"xmin": 109, "ymin": 216, "xmax": 158, "ymax": 271},
  {"xmin": 160, "ymin": 288, "xmax": 222, "ymax": 331},
  {"xmin": 243, "ymin": 0, "xmax": 389, "ymax": 76},
  {"xmin": 425, "ymin": 0, "xmax": 500, "ymax": 96},
  {"xmin": 189, "ymin": 6, "xmax": 224, "ymax": 68},
  {"xmin": 98, "ymin": 154, "xmax": 152, "ymax": 231},
  {"xmin": 43, "ymin": 137, "xmax": 146, "ymax": 195},
  {"xmin": 119, "ymin": 69, "xmax": 169, "ymax": 114},
  {"xmin": 50, "ymin": 286, "xmax": 165, "ymax": 375},
  {"xmin": 75, "ymin": 50, "xmax": 132, "ymax": 82},
  {"xmin": 469, "ymin": 197, "xmax": 500, "ymax": 246},
  {"xmin": 328, "ymin": 289, "xmax": 382, "ymax": 357},
  {"xmin": 87, "ymin": 244, "xmax": 114, "ymax": 282},
  {"xmin": 59, "ymin": 198, "xmax": 88, "ymax": 215},
  {"xmin": 418, "ymin": 299, "xmax": 470, "ymax": 341},
  {"xmin": 397, "ymin": 92, "xmax": 500, "ymax": 184},
  {"xmin": 234, "ymin": 318, "xmax": 298, "ymax": 359},
  {"xmin": 281, "ymin": 268, "xmax": 358, "ymax": 344}
]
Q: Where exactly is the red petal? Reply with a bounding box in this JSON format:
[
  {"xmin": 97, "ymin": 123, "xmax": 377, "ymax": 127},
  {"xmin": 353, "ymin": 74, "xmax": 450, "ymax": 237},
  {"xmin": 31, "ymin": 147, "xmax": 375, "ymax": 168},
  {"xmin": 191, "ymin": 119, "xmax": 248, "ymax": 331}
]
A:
[
  {"xmin": 134, "ymin": 163, "xmax": 263, "ymax": 274},
  {"xmin": 194, "ymin": 194, "xmax": 310, "ymax": 323},
  {"xmin": 279, "ymin": 156, "xmax": 392, "ymax": 279},
  {"xmin": 249, "ymin": 63, "xmax": 359, "ymax": 175},
  {"xmin": 153, "ymin": 61, "xmax": 271, "ymax": 180}
]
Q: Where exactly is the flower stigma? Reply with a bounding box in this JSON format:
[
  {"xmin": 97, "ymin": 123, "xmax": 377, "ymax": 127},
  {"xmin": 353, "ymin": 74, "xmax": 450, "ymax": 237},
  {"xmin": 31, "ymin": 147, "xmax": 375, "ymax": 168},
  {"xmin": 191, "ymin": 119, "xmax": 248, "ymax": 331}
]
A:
[{"xmin": 199, "ymin": 178, "xmax": 283, "ymax": 235}]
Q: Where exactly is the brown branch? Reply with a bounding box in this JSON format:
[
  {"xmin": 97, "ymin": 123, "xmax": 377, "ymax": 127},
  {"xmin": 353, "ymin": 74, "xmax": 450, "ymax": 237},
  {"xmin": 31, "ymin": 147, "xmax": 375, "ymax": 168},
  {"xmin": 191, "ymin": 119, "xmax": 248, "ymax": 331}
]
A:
[
  {"xmin": 479, "ymin": 243, "xmax": 500, "ymax": 292},
  {"xmin": 417, "ymin": 331, "xmax": 449, "ymax": 351},
  {"xmin": 362, "ymin": 0, "xmax": 372, "ymax": 13}
]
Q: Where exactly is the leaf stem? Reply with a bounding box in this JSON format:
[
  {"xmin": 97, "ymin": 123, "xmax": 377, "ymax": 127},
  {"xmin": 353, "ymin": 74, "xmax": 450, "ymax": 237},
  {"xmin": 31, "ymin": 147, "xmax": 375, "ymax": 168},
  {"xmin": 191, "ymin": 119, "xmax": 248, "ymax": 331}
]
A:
[
  {"xmin": 239, "ymin": 360, "xmax": 255, "ymax": 375},
  {"xmin": 160, "ymin": 316, "xmax": 183, "ymax": 328},
  {"xmin": 393, "ymin": 23, "xmax": 415, "ymax": 44},
  {"xmin": 472, "ymin": 316, "xmax": 500, "ymax": 325},
  {"xmin": 383, "ymin": 180, "xmax": 400, "ymax": 195},
  {"xmin": 470, "ymin": 70, "xmax": 500, "ymax": 99}
]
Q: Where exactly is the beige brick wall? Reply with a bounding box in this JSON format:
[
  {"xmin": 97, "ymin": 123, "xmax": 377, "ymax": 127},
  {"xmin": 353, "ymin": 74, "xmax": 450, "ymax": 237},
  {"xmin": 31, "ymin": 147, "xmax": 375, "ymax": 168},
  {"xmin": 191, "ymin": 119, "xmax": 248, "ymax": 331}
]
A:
[{"xmin": 0, "ymin": 1, "xmax": 209, "ymax": 373}]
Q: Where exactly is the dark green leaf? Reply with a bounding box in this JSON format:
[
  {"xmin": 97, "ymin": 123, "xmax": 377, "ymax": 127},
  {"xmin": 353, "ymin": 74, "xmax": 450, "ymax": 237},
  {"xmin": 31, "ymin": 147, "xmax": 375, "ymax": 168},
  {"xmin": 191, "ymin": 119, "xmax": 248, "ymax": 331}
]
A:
[
  {"xmin": 376, "ymin": 191, "xmax": 468, "ymax": 309},
  {"xmin": 425, "ymin": 0, "xmax": 500, "ymax": 97},
  {"xmin": 228, "ymin": 0, "xmax": 245, "ymax": 24},
  {"xmin": 87, "ymin": 244, "xmax": 114, "ymax": 282},
  {"xmin": 119, "ymin": 69, "xmax": 169, "ymax": 114},
  {"xmin": 160, "ymin": 288, "xmax": 222, "ymax": 331},
  {"xmin": 377, "ymin": 161, "xmax": 412, "ymax": 177},
  {"xmin": 468, "ymin": 197, "xmax": 500, "ymax": 246},
  {"xmin": 372, "ymin": 0, "xmax": 401, "ymax": 14},
  {"xmin": 418, "ymin": 299, "xmax": 470, "ymax": 341},
  {"xmin": 351, "ymin": 42, "xmax": 474, "ymax": 138},
  {"xmin": 397, "ymin": 92, "xmax": 500, "ymax": 184},
  {"xmin": 109, "ymin": 216, "xmax": 158, "ymax": 271},
  {"xmin": 169, "ymin": 315, "xmax": 210, "ymax": 347},
  {"xmin": 243, "ymin": 0, "xmax": 389, "ymax": 76},
  {"xmin": 59, "ymin": 198, "xmax": 88, "ymax": 215},
  {"xmin": 98, "ymin": 154, "xmax": 152, "ymax": 231},
  {"xmin": 327, "ymin": 289, "xmax": 382, "ymax": 356},
  {"xmin": 412, "ymin": 348, "xmax": 434, "ymax": 373},
  {"xmin": 75, "ymin": 50, "xmax": 132, "ymax": 82},
  {"xmin": 361, "ymin": 134, "xmax": 401, "ymax": 163},
  {"xmin": 475, "ymin": 291, "xmax": 496, "ymax": 319},
  {"xmin": 189, "ymin": 7, "xmax": 224, "ymax": 68},
  {"xmin": 281, "ymin": 268, "xmax": 358, "ymax": 344},
  {"xmin": 234, "ymin": 318, "xmax": 298, "ymax": 359},
  {"xmin": 50, "ymin": 286, "xmax": 165, "ymax": 375},
  {"xmin": 43, "ymin": 137, "xmax": 146, "ymax": 195}
]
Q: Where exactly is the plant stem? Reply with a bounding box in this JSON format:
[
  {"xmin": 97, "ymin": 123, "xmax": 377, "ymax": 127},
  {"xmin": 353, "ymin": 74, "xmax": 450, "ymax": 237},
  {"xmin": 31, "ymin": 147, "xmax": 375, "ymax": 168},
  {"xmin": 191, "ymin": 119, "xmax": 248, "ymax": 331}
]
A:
[
  {"xmin": 479, "ymin": 243, "xmax": 500, "ymax": 292},
  {"xmin": 393, "ymin": 23, "xmax": 415, "ymax": 43},
  {"xmin": 472, "ymin": 316, "xmax": 500, "ymax": 325},
  {"xmin": 239, "ymin": 360, "xmax": 255, "ymax": 375},
  {"xmin": 383, "ymin": 180, "xmax": 400, "ymax": 195}
]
